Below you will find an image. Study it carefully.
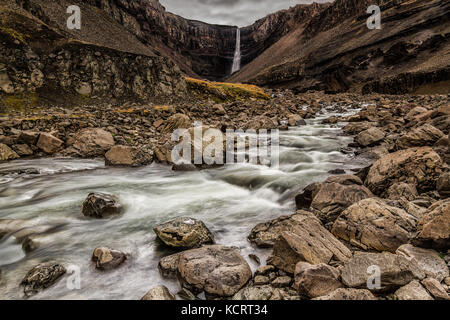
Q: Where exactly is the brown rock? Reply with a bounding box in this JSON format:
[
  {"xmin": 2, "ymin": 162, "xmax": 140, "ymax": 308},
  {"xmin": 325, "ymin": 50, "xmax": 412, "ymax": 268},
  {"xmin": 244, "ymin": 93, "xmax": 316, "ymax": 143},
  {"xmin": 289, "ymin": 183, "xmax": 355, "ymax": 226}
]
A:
[
  {"xmin": 92, "ymin": 247, "xmax": 127, "ymax": 270},
  {"xmin": 397, "ymin": 124, "xmax": 444, "ymax": 149},
  {"xmin": 394, "ymin": 280, "xmax": 433, "ymax": 300},
  {"xmin": 36, "ymin": 133, "xmax": 63, "ymax": 154},
  {"xmin": 158, "ymin": 252, "xmax": 181, "ymax": 278},
  {"xmin": 67, "ymin": 128, "xmax": 114, "ymax": 157},
  {"xmin": 421, "ymin": 277, "xmax": 450, "ymax": 300},
  {"xmin": 162, "ymin": 113, "xmax": 191, "ymax": 133},
  {"xmin": 0, "ymin": 143, "xmax": 19, "ymax": 160},
  {"xmin": 437, "ymin": 172, "xmax": 450, "ymax": 198},
  {"xmin": 386, "ymin": 183, "xmax": 418, "ymax": 201},
  {"xmin": 413, "ymin": 199, "xmax": 450, "ymax": 249},
  {"xmin": 141, "ymin": 285, "xmax": 175, "ymax": 300},
  {"xmin": 294, "ymin": 262, "xmax": 342, "ymax": 298},
  {"xmin": 105, "ymin": 145, "xmax": 153, "ymax": 167},
  {"xmin": 355, "ymin": 127, "xmax": 385, "ymax": 147},
  {"xmin": 82, "ymin": 192, "xmax": 123, "ymax": 218},
  {"xmin": 21, "ymin": 263, "xmax": 66, "ymax": 297},
  {"xmin": 18, "ymin": 131, "xmax": 40, "ymax": 145},
  {"xmin": 313, "ymin": 288, "xmax": 377, "ymax": 300}
]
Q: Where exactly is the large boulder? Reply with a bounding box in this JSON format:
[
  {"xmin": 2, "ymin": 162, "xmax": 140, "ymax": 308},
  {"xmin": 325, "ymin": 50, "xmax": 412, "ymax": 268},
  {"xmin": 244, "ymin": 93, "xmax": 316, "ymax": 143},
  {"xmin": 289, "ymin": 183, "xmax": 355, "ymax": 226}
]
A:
[
  {"xmin": 141, "ymin": 285, "xmax": 175, "ymax": 300},
  {"xmin": 294, "ymin": 262, "xmax": 342, "ymax": 298},
  {"xmin": 267, "ymin": 211, "xmax": 352, "ymax": 273},
  {"xmin": 397, "ymin": 124, "xmax": 444, "ymax": 149},
  {"xmin": 413, "ymin": 199, "xmax": 450, "ymax": 249},
  {"xmin": 177, "ymin": 245, "xmax": 252, "ymax": 297},
  {"xmin": 331, "ymin": 198, "xmax": 417, "ymax": 252},
  {"xmin": 355, "ymin": 127, "xmax": 385, "ymax": 147},
  {"xmin": 21, "ymin": 263, "xmax": 66, "ymax": 297},
  {"xmin": 153, "ymin": 217, "xmax": 214, "ymax": 249},
  {"xmin": 313, "ymin": 288, "xmax": 377, "ymax": 300},
  {"xmin": 82, "ymin": 193, "xmax": 123, "ymax": 218},
  {"xmin": 66, "ymin": 128, "xmax": 114, "ymax": 157},
  {"xmin": 0, "ymin": 143, "xmax": 19, "ymax": 160},
  {"xmin": 36, "ymin": 133, "xmax": 63, "ymax": 154},
  {"xmin": 340, "ymin": 252, "xmax": 425, "ymax": 292},
  {"xmin": 105, "ymin": 145, "xmax": 153, "ymax": 167},
  {"xmin": 393, "ymin": 280, "xmax": 433, "ymax": 300},
  {"xmin": 365, "ymin": 147, "xmax": 443, "ymax": 195},
  {"xmin": 18, "ymin": 130, "xmax": 40, "ymax": 145},
  {"xmin": 92, "ymin": 247, "xmax": 127, "ymax": 270}
]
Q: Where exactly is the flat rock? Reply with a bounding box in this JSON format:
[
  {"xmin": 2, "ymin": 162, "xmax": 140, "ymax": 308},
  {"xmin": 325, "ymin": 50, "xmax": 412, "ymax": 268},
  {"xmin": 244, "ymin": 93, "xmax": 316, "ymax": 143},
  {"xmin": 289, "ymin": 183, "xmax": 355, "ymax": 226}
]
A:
[
  {"xmin": 154, "ymin": 217, "xmax": 214, "ymax": 248},
  {"xmin": 394, "ymin": 280, "xmax": 433, "ymax": 300},
  {"xmin": 294, "ymin": 262, "xmax": 342, "ymax": 298}
]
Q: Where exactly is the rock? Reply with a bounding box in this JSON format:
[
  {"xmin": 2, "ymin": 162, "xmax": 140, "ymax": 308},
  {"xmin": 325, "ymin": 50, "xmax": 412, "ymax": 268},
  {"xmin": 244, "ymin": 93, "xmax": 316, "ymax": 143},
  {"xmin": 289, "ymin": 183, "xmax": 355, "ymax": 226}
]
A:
[
  {"xmin": 82, "ymin": 192, "xmax": 123, "ymax": 218},
  {"xmin": 92, "ymin": 247, "xmax": 127, "ymax": 270},
  {"xmin": 365, "ymin": 147, "xmax": 443, "ymax": 195},
  {"xmin": 343, "ymin": 122, "xmax": 378, "ymax": 135},
  {"xmin": 267, "ymin": 211, "xmax": 352, "ymax": 273},
  {"xmin": 394, "ymin": 280, "xmax": 433, "ymax": 300},
  {"xmin": 67, "ymin": 128, "xmax": 114, "ymax": 157},
  {"xmin": 288, "ymin": 114, "xmax": 305, "ymax": 126},
  {"xmin": 162, "ymin": 113, "xmax": 191, "ymax": 133},
  {"xmin": 178, "ymin": 245, "xmax": 252, "ymax": 297},
  {"xmin": 141, "ymin": 285, "xmax": 175, "ymax": 300},
  {"xmin": 232, "ymin": 285, "xmax": 283, "ymax": 300},
  {"xmin": 12, "ymin": 144, "xmax": 33, "ymax": 156},
  {"xmin": 397, "ymin": 124, "xmax": 444, "ymax": 149},
  {"xmin": 172, "ymin": 163, "xmax": 198, "ymax": 171},
  {"xmin": 331, "ymin": 198, "xmax": 417, "ymax": 252},
  {"xmin": 36, "ymin": 133, "xmax": 63, "ymax": 154},
  {"xmin": 158, "ymin": 252, "xmax": 181, "ymax": 278},
  {"xmin": 294, "ymin": 262, "xmax": 342, "ymax": 298},
  {"xmin": 0, "ymin": 70, "xmax": 14, "ymax": 93},
  {"xmin": 405, "ymin": 107, "xmax": 428, "ymax": 122},
  {"xmin": 341, "ymin": 252, "xmax": 425, "ymax": 291},
  {"xmin": 396, "ymin": 244, "xmax": 449, "ymax": 282},
  {"xmin": 0, "ymin": 143, "xmax": 19, "ymax": 160},
  {"xmin": 413, "ymin": 199, "xmax": 450, "ymax": 249},
  {"xmin": 313, "ymin": 288, "xmax": 377, "ymax": 300},
  {"xmin": 213, "ymin": 104, "xmax": 226, "ymax": 115},
  {"xmin": 153, "ymin": 217, "xmax": 214, "ymax": 248},
  {"xmin": 355, "ymin": 127, "xmax": 385, "ymax": 147},
  {"xmin": 295, "ymin": 182, "xmax": 321, "ymax": 210},
  {"xmin": 76, "ymin": 82, "xmax": 92, "ymax": 96},
  {"xmin": 437, "ymin": 172, "xmax": 450, "ymax": 198},
  {"xmin": 254, "ymin": 275, "xmax": 270, "ymax": 285},
  {"xmin": 271, "ymin": 276, "xmax": 292, "ymax": 288},
  {"xmin": 105, "ymin": 145, "xmax": 153, "ymax": 167},
  {"xmin": 18, "ymin": 131, "xmax": 40, "ymax": 145},
  {"xmin": 386, "ymin": 183, "xmax": 418, "ymax": 201},
  {"xmin": 421, "ymin": 277, "xmax": 450, "ymax": 300},
  {"xmin": 21, "ymin": 263, "xmax": 66, "ymax": 297},
  {"xmin": 255, "ymin": 265, "xmax": 276, "ymax": 276}
]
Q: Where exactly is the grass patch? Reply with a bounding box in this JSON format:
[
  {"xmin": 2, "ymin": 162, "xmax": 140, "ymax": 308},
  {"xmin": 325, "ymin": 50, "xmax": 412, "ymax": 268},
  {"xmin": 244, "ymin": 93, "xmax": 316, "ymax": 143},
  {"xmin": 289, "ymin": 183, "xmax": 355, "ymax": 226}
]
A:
[
  {"xmin": 0, "ymin": 26, "xmax": 29, "ymax": 44},
  {"xmin": 0, "ymin": 93, "xmax": 38, "ymax": 115}
]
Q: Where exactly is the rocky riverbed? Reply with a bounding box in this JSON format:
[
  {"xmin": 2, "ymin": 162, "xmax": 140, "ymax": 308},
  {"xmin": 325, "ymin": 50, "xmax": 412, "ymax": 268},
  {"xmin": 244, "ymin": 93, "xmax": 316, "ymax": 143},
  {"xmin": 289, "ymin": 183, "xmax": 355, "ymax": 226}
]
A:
[{"xmin": 0, "ymin": 91, "xmax": 449, "ymax": 300}]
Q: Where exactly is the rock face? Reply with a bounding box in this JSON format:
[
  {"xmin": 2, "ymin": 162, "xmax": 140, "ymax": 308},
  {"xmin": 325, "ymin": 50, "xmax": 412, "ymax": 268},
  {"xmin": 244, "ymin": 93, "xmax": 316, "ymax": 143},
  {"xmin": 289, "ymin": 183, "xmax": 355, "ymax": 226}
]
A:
[
  {"xmin": 294, "ymin": 262, "xmax": 342, "ymax": 298},
  {"xmin": 36, "ymin": 133, "xmax": 63, "ymax": 154},
  {"xmin": 177, "ymin": 245, "xmax": 252, "ymax": 297},
  {"xmin": 105, "ymin": 146, "xmax": 153, "ymax": 167},
  {"xmin": 21, "ymin": 263, "xmax": 66, "ymax": 297},
  {"xmin": 331, "ymin": 198, "xmax": 417, "ymax": 252},
  {"xmin": 397, "ymin": 124, "xmax": 444, "ymax": 149},
  {"xmin": 341, "ymin": 252, "xmax": 425, "ymax": 292},
  {"xmin": 355, "ymin": 127, "xmax": 385, "ymax": 147},
  {"xmin": 365, "ymin": 147, "xmax": 443, "ymax": 195},
  {"xmin": 67, "ymin": 128, "xmax": 115, "ymax": 157},
  {"xmin": 141, "ymin": 285, "xmax": 175, "ymax": 300},
  {"xmin": 394, "ymin": 280, "xmax": 433, "ymax": 300},
  {"xmin": 153, "ymin": 217, "xmax": 214, "ymax": 249},
  {"xmin": 82, "ymin": 193, "xmax": 123, "ymax": 218},
  {"xmin": 313, "ymin": 288, "xmax": 377, "ymax": 300},
  {"xmin": 386, "ymin": 183, "xmax": 418, "ymax": 201},
  {"xmin": 92, "ymin": 247, "xmax": 127, "ymax": 270},
  {"xmin": 413, "ymin": 199, "xmax": 450, "ymax": 249},
  {"xmin": 0, "ymin": 143, "xmax": 19, "ymax": 160}
]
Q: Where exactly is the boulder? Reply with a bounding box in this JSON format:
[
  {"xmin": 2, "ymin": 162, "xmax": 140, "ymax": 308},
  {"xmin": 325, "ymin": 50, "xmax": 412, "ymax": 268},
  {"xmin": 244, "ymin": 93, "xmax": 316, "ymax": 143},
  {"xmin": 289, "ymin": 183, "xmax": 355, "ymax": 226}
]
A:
[
  {"xmin": 313, "ymin": 288, "xmax": 377, "ymax": 300},
  {"xmin": 18, "ymin": 131, "xmax": 40, "ymax": 145},
  {"xmin": 153, "ymin": 217, "xmax": 214, "ymax": 248},
  {"xmin": 158, "ymin": 252, "xmax": 181, "ymax": 278},
  {"xmin": 396, "ymin": 244, "xmax": 449, "ymax": 282},
  {"xmin": 105, "ymin": 145, "xmax": 153, "ymax": 167},
  {"xmin": 294, "ymin": 262, "xmax": 342, "ymax": 298},
  {"xmin": 394, "ymin": 280, "xmax": 433, "ymax": 300},
  {"xmin": 340, "ymin": 252, "xmax": 425, "ymax": 291},
  {"xmin": 365, "ymin": 147, "xmax": 443, "ymax": 195},
  {"xmin": 0, "ymin": 143, "xmax": 19, "ymax": 160},
  {"xmin": 36, "ymin": 133, "xmax": 63, "ymax": 154},
  {"xmin": 386, "ymin": 183, "xmax": 418, "ymax": 201},
  {"xmin": 162, "ymin": 113, "xmax": 191, "ymax": 133},
  {"xmin": 437, "ymin": 172, "xmax": 450, "ymax": 198},
  {"xmin": 413, "ymin": 199, "xmax": 450, "ymax": 249},
  {"xmin": 331, "ymin": 198, "xmax": 417, "ymax": 252},
  {"xmin": 92, "ymin": 247, "xmax": 127, "ymax": 270},
  {"xmin": 232, "ymin": 285, "xmax": 283, "ymax": 300},
  {"xmin": 21, "ymin": 263, "xmax": 66, "ymax": 297},
  {"xmin": 421, "ymin": 277, "xmax": 450, "ymax": 300},
  {"xmin": 82, "ymin": 192, "xmax": 123, "ymax": 218},
  {"xmin": 288, "ymin": 114, "xmax": 305, "ymax": 126},
  {"xmin": 178, "ymin": 245, "xmax": 252, "ymax": 297},
  {"xmin": 397, "ymin": 124, "xmax": 444, "ymax": 149},
  {"xmin": 271, "ymin": 276, "xmax": 292, "ymax": 288},
  {"xmin": 67, "ymin": 128, "xmax": 114, "ymax": 157},
  {"xmin": 343, "ymin": 122, "xmax": 378, "ymax": 135},
  {"xmin": 294, "ymin": 182, "xmax": 322, "ymax": 210},
  {"xmin": 12, "ymin": 144, "xmax": 33, "ymax": 156},
  {"xmin": 355, "ymin": 127, "xmax": 385, "ymax": 147},
  {"xmin": 141, "ymin": 285, "xmax": 175, "ymax": 300},
  {"xmin": 267, "ymin": 211, "xmax": 352, "ymax": 273}
]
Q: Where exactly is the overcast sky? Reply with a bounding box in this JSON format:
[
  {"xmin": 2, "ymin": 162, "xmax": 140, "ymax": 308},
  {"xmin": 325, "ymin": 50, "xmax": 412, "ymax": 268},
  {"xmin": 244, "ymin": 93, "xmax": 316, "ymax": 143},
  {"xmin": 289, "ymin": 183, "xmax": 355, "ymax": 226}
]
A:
[{"xmin": 159, "ymin": 0, "xmax": 332, "ymax": 27}]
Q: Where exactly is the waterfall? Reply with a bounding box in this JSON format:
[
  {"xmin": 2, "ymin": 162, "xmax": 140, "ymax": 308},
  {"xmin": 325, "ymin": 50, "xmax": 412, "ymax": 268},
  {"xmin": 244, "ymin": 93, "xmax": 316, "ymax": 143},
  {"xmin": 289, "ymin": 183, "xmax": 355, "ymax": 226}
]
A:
[{"xmin": 231, "ymin": 28, "xmax": 241, "ymax": 74}]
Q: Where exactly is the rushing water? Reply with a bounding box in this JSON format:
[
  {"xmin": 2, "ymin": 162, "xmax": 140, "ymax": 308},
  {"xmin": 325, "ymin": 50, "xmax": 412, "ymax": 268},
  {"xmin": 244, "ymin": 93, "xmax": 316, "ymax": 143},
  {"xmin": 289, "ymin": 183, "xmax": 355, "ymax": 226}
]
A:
[
  {"xmin": 231, "ymin": 28, "xmax": 241, "ymax": 74},
  {"xmin": 0, "ymin": 106, "xmax": 367, "ymax": 300}
]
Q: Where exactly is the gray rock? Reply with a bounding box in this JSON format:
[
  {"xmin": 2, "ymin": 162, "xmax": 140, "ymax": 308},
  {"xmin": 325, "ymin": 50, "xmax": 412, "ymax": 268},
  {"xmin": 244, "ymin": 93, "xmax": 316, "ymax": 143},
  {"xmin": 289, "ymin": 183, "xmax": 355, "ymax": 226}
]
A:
[
  {"xmin": 394, "ymin": 280, "xmax": 433, "ymax": 300},
  {"xmin": 92, "ymin": 247, "xmax": 127, "ymax": 270},
  {"xmin": 313, "ymin": 288, "xmax": 377, "ymax": 300},
  {"xmin": 141, "ymin": 285, "xmax": 175, "ymax": 300},
  {"xmin": 294, "ymin": 262, "xmax": 342, "ymax": 298},
  {"xmin": 154, "ymin": 217, "xmax": 214, "ymax": 248}
]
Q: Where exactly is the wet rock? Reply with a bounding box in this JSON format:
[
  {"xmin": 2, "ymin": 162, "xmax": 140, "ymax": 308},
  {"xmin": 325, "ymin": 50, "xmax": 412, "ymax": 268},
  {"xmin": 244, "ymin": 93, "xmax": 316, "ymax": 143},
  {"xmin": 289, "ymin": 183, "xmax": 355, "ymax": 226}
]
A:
[
  {"xmin": 437, "ymin": 172, "xmax": 450, "ymax": 198},
  {"xmin": 158, "ymin": 252, "xmax": 181, "ymax": 278},
  {"xmin": 313, "ymin": 288, "xmax": 377, "ymax": 300},
  {"xmin": 294, "ymin": 262, "xmax": 342, "ymax": 298},
  {"xmin": 154, "ymin": 217, "xmax": 214, "ymax": 249},
  {"xmin": 0, "ymin": 143, "xmax": 19, "ymax": 160},
  {"xmin": 394, "ymin": 280, "xmax": 433, "ymax": 300},
  {"xmin": 267, "ymin": 211, "xmax": 352, "ymax": 273},
  {"xmin": 36, "ymin": 133, "xmax": 63, "ymax": 154},
  {"xmin": 421, "ymin": 277, "xmax": 449, "ymax": 300},
  {"xmin": 355, "ymin": 127, "xmax": 385, "ymax": 147},
  {"xmin": 162, "ymin": 113, "xmax": 191, "ymax": 133},
  {"xmin": 178, "ymin": 245, "xmax": 252, "ymax": 297},
  {"xmin": 396, "ymin": 244, "xmax": 449, "ymax": 282},
  {"xmin": 232, "ymin": 285, "xmax": 283, "ymax": 300},
  {"xmin": 172, "ymin": 163, "xmax": 198, "ymax": 171},
  {"xmin": 332, "ymin": 198, "xmax": 417, "ymax": 252},
  {"xmin": 141, "ymin": 285, "xmax": 175, "ymax": 300},
  {"xmin": 21, "ymin": 263, "xmax": 66, "ymax": 297},
  {"xmin": 365, "ymin": 147, "xmax": 443, "ymax": 195},
  {"xmin": 92, "ymin": 247, "xmax": 127, "ymax": 270},
  {"xmin": 397, "ymin": 124, "xmax": 444, "ymax": 150},
  {"xmin": 413, "ymin": 199, "xmax": 450, "ymax": 249},
  {"xmin": 82, "ymin": 192, "xmax": 123, "ymax": 218},
  {"xmin": 341, "ymin": 252, "xmax": 425, "ymax": 291},
  {"xmin": 66, "ymin": 128, "xmax": 115, "ymax": 157},
  {"xmin": 295, "ymin": 182, "xmax": 321, "ymax": 210},
  {"xmin": 105, "ymin": 145, "xmax": 153, "ymax": 167},
  {"xmin": 386, "ymin": 182, "xmax": 418, "ymax": 201}
]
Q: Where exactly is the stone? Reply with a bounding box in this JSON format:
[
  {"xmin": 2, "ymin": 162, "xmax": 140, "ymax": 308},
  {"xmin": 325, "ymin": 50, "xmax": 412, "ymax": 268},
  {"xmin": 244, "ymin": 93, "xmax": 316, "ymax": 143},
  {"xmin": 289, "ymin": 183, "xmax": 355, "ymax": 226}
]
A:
[
  {"xmin": 0, "ymin": 143, "xmax": 19, "ymax": 160},
  {"xmin": 232, "ymin": 285, "xmax": 282, "ymax": 300},
  {"xmin": 36, "ymin": 133, "xmax": 63, "ymax": 154},
  {"xmin": 253, "ymin": 275, "xmax": 270, "ymax": 285},
  {"xmin": 18, "ymin": 131, "xmax": 40, "ymax": 145},
  {"xmin": 178, "ymin": 245, "xmax": 252, "ymax": 297},
  {"xmin": 365, "ymin": 147, "xmax": 443, "ymax": 195},
  {"xmin": 343, "ymin": 122, "xmax": 378, "ymax": 135},
  {"xmin": 82, "ymin": 192, "xmax": 123, "ymax": 218},
  {"xmin": 396, "ymin": 244, "xmax": 449, "ymax": 282},
  {"xmin": 213, "ymin": 104, "xmax": 226, "ymax": 115},
  {"xmin": 413, "ymin": 199, "xmax": 450, "ymax": 249},
  {"xmin": 355, "ymin": 127, "xmax": 385, "ymax": 147},
  {"xmin": 21, "ymin": 263, "xmax": 66, "ymax": 297},
  {"xmin": 12, "ymin": 144, "xmax": 33, "ymax": 156},
  {"xmin": 92, "ymin": 247, "xmax": 127, "ymax": 270},
  {"xmin": 341, "ymin": 252, "xmax": 425, "ymax": 291},
  {"xmin": 313, "ymin": 288, "xmax": 377, "ymax": 300},
  {"xmin": 288, "ymin": 114, "xmax": 305, "ymax": 126},
  {"xmin": 76, "ymin": 82, "xmax": 92, "ymax": 96},
  {"xmin": 255, "ymin": 265, "xmax": 276, "ymax": 276},
  {"xmin": 271, "ymin": 276, "xmax": 292, "ymax": 288},
  {"xmin": 105, "ymin": 145, "xmax": 153, "ymax": 167},
  {"xmin": 158, "ymin": 252, "xmax": 181, "ymax": 278},
  {"xmin": 294, "ymin": 262, "xmax": 342, "ymax": 298},
  {"xmin": 421, "ymin": 277, "xmax": 450, "ymax": 300},
  {"xmin": 267, "ymin": 211, "xmax": 352, "ymax": 274},
  {"xmin": 172, "ymin": 163, "xmax": 198, "ymax": 171},
  {"xmin": 437, "ymin": 172, "xmax": 450, "ymax": 198},
  {"xmin": 331, "ymin": 198, "xmax": 417, "ymax": 252},
  {"xmin": 154, "ymin": 217, "xmax": 214, "ymax": 248},
  {"xmin": 0, "ymin": 70, "xmax": 14, "ymax": 94},
  {"xmin": 397, "ymin": 124, "xmax": 444, "ymax": 149},
  {"xmin": 67, "ymin": 128, "xmax": 114, "ymax": 157},
  {"xmin": 394, "ymin": 280, "xmax": 433, "ymax": 300},
  {"xmin": 141, "ymin": 285, "xmax": 175, "ymax": 300},
  {"xmin": 386, "ymin": 183, "xmax": 418, "ymax": 201},
  {"xmin": 162, "ymin": 113, "xmax": 191, "ymax": 133},
  {"xmin": 295, "ymin": 182, "xmax": 322, "ymax": 210}
]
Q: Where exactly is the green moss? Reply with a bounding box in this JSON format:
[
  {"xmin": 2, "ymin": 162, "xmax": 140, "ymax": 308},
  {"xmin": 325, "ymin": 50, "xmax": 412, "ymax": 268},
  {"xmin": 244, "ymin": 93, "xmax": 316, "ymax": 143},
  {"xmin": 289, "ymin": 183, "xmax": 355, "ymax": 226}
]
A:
[
  {"xmin": 0, "ymin": 93, "xmax": 38, "ymax": 115},
  {"xmin": 0, "ymin": 26, "xmax": 29, "ymax": 44}
]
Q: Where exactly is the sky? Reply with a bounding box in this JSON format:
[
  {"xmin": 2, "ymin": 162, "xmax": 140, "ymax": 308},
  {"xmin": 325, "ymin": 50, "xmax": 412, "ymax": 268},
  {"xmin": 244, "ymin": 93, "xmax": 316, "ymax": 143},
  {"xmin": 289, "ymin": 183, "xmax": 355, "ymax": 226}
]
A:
[{"xmin": 159, "ymin": 0, "xmax": 332, "ymax": 27}]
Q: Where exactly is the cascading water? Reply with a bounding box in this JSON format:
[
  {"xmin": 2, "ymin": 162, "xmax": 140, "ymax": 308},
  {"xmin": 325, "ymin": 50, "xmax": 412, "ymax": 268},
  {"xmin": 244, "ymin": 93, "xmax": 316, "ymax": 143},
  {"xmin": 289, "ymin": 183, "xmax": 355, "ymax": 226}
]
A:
[{"xmin": 231, "ymin": 28, "xmax": 241, "ymax": 74}]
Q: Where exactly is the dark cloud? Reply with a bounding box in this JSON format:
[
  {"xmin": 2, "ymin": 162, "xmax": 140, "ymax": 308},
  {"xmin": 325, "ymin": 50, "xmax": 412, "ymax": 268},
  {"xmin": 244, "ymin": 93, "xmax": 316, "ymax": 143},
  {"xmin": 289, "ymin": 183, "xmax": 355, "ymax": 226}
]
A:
[{"xmin": 160, "ymin": 0, "xmax": 332, "ymax": 26}]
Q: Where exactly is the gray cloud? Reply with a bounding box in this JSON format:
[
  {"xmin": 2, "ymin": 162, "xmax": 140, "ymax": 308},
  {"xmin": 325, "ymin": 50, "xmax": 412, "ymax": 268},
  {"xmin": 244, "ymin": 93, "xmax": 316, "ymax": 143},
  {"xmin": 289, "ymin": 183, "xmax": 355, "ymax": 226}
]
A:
[{"xmin": 160, "ymin": 0, "xmax": 332, "ymax": 26}]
